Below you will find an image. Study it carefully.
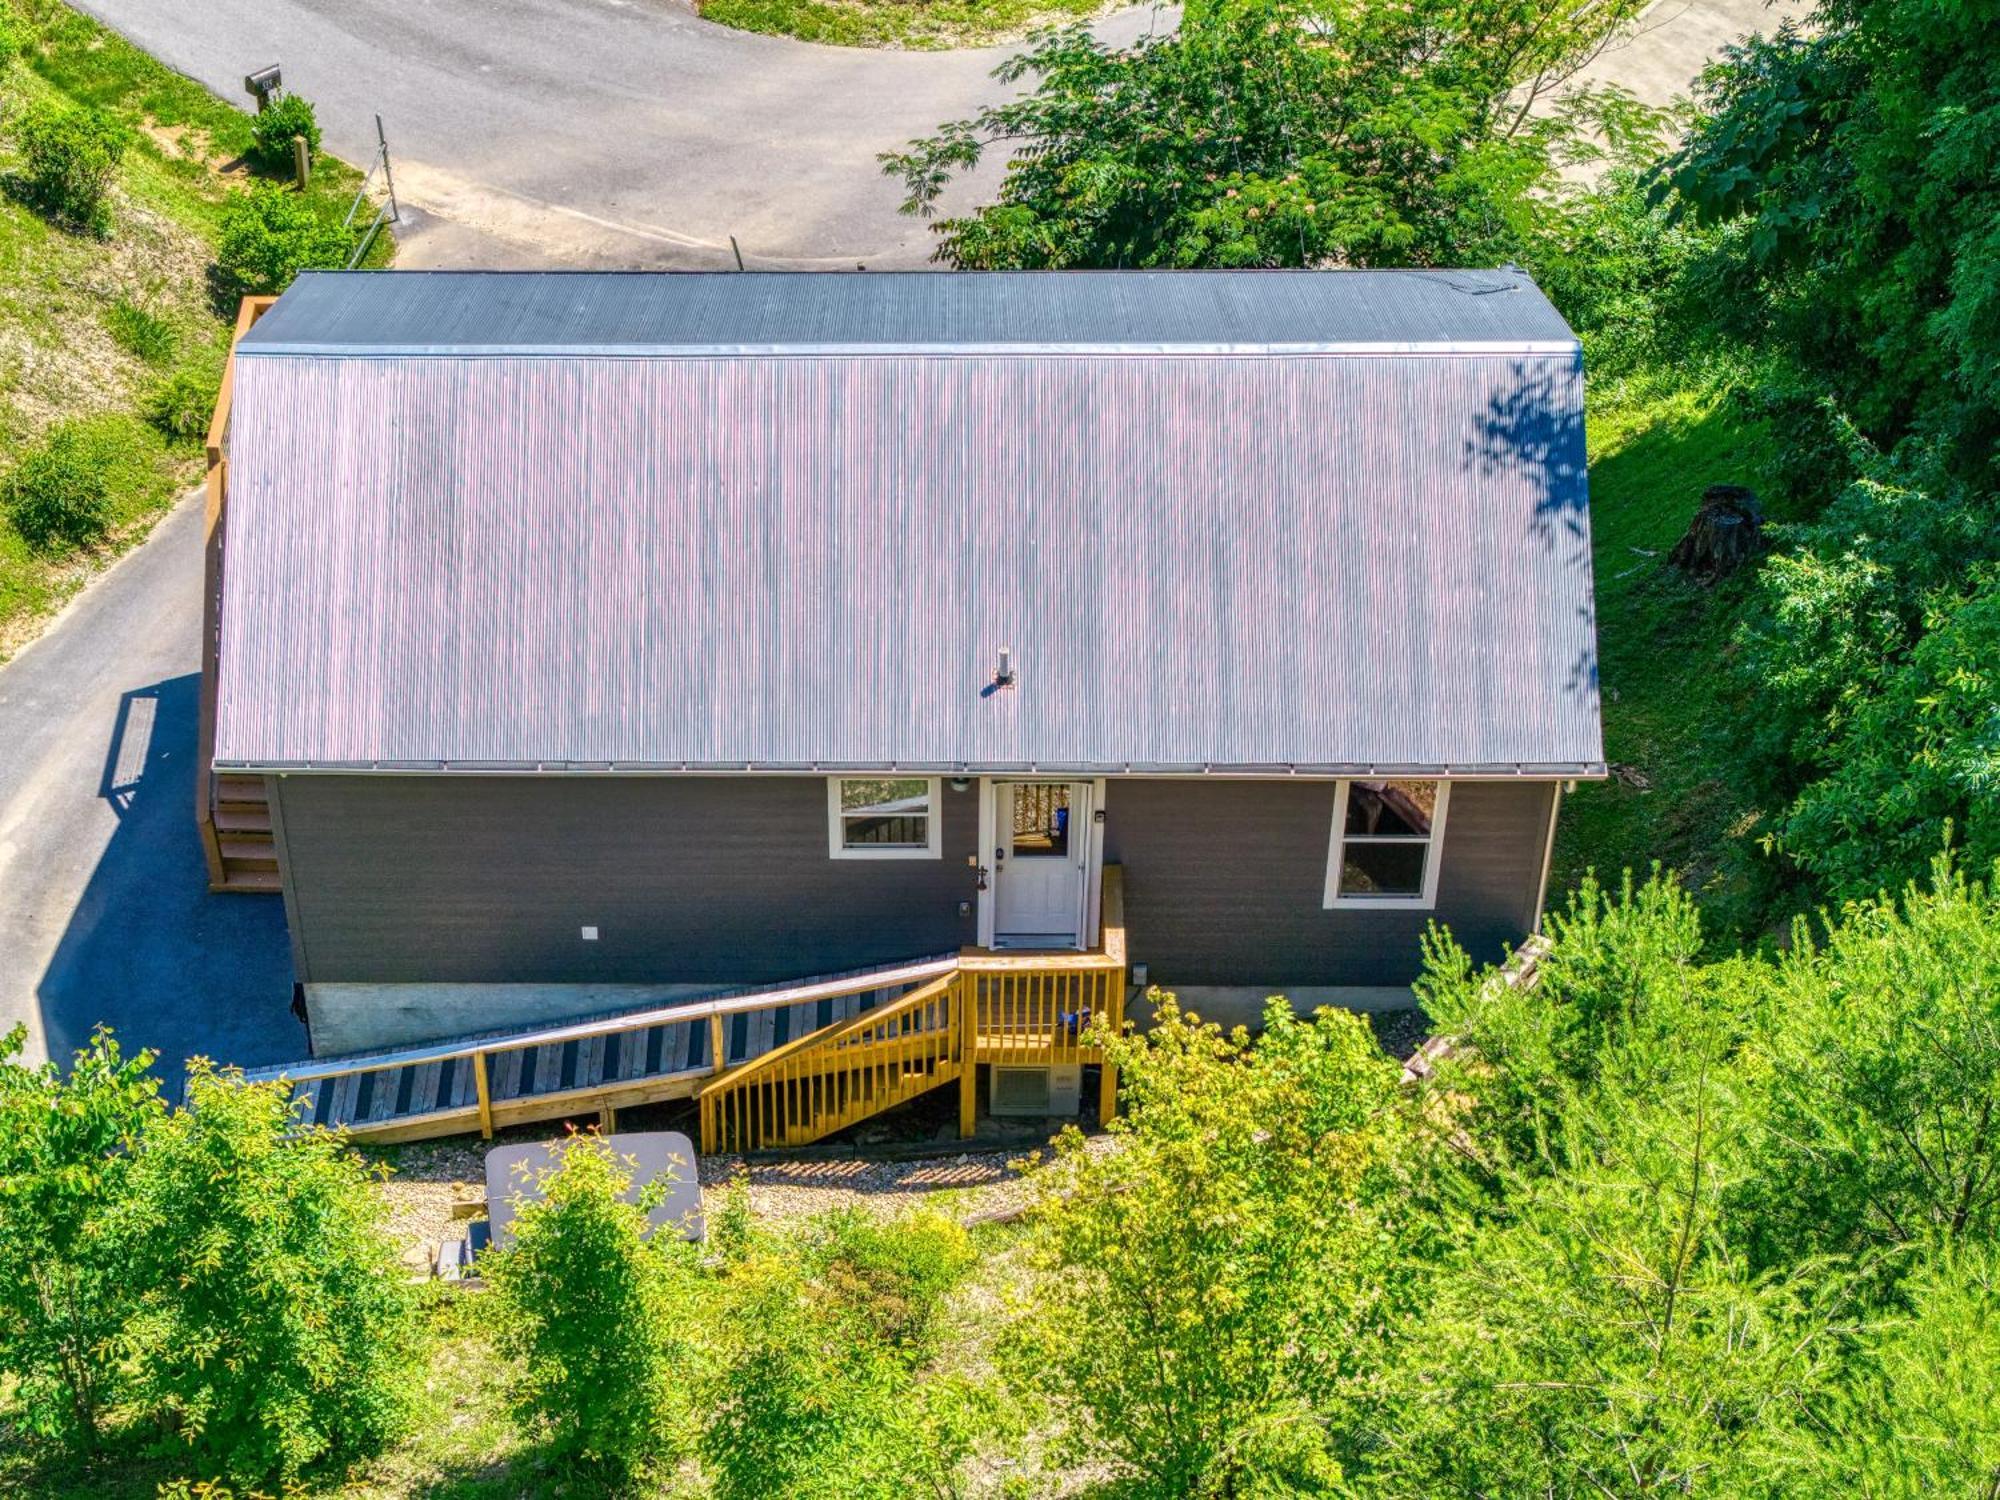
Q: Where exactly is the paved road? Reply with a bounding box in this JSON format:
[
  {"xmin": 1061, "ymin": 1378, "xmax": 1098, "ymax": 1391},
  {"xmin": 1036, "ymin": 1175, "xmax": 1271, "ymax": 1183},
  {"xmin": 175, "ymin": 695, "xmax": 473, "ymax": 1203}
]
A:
[
  {"xmin": 71, "ymin": 0, "xmax": 1175, "ymax": 269},
  {"xmin": 0, "ymin": 497, "xmax": 302, "ymax": 1079},
  {"xmin": 70, "ymin": 0, "xmax": 1795, "ymax": 271}
]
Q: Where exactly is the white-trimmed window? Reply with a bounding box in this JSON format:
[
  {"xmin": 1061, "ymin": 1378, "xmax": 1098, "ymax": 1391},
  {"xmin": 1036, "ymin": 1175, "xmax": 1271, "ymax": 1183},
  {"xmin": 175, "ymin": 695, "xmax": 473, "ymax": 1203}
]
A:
[
  {"xmin": 827, "ymin": 777, "xmax": 942, "ymax": 859},
  {"xmin": 1323, "ymin": 780, "xmax": 1450, "ymax": 909}
]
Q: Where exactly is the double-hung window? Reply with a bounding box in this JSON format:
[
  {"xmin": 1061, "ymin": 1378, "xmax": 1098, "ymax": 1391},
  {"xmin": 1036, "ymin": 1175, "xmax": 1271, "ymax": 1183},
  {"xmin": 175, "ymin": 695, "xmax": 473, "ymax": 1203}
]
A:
[
  {"xmin": 1323, "ymin": 779, "xmax": 1450, "ymax": 909},
  {"xmin": 827, "ymin": 777, "xmax": 942, "ymax": 859}
]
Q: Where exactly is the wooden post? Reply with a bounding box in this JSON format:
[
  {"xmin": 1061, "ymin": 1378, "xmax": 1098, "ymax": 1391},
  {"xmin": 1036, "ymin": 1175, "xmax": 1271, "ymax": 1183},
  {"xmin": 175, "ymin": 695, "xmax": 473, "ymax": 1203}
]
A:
[
  {"xmin": 473, "ymin": 1050, "xmax": 493, "ymax": 1139},
  {"xmin": 291, "ymin": 134, "xmax": 310, "ymax": 189},
  {"xmin": 1098, "ymin": 971, "xmax": 1120, "ymax": 1127},
  {"xmin": 957, "ymin": 974, "xmax": 977, "ymax": 1139},
  {"xmin": 598, "ymin": 1105, "xmax": 617, "ymax": 1134},
  {"xmin": 709, "ymin": 1014, "xmax": 726, "ymax": 1074}
]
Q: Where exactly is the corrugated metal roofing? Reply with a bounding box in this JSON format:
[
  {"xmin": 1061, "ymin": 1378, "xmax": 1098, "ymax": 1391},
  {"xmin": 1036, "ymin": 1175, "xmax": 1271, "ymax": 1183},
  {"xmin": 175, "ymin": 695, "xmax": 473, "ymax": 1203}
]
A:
[
  {"xmin": 214, "ymin": 271, "xmax": 1603, "ymax": 775},
  {"xmin": 242, "ymin": 268, "xmax": 1580, "ymax": 356}
]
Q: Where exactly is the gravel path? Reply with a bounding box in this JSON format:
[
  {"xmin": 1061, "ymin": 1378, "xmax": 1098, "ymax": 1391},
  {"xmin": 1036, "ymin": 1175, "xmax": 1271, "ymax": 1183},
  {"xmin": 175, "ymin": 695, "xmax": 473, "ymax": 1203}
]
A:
[{"xmin": 373, "ymin": 1127, "xmax": 1115, "ymax": 1264}]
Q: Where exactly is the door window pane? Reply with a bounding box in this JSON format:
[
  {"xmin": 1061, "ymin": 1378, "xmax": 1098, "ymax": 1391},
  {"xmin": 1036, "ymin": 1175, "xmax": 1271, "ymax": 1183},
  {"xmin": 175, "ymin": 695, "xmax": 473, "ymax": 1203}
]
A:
[{"xmin": 1011, "ymin": 784, "xmax": 1070, "ymax": 857}]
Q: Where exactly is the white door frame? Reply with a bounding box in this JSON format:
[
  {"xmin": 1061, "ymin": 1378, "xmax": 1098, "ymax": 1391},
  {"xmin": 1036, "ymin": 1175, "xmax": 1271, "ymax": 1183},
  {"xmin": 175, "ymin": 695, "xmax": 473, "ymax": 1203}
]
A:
[{"xmin": 977, "ymin": 777, "xmax": 1106, "ymax": 951}]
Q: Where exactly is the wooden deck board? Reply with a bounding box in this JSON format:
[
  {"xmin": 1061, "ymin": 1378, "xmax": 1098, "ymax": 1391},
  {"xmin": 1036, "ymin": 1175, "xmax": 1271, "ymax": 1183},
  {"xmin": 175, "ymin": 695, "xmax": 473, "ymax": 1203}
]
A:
[{"xmin": 409, "ymin": 1061, "xmax": 443, "ymax": 1117}]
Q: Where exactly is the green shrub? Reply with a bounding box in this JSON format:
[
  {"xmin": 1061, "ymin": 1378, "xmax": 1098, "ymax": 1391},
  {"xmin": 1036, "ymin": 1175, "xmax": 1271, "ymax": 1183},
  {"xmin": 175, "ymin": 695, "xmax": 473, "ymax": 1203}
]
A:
[
  {"xmin": 11, "ymin": 96, "xmax": 125, "ymax": 235},
  {"xmin": 106, "ymin": 295, "xmax": 176, "ymax": 364},
  {"xmin": 214, "ymin": 183, "xmax": 353, "ymax": 296},
  {"xmin": 118, "ymin": 1062, "xmax": 418, "ymax": 1484},
  {"xmin": 3, "ymin": 420, "xmax": 113, "ymax": 552},
  {"xmin": 484, "ymin": 1134, "xmax": 703, "ymax": 1484},
  {"xmin": 246, "ymin": 91, "xmax": 321, "ymax": 176},
  {"xmin": 702, "ymin": 1208, "xmax": 985, "ymax": 1500},
  {"xmin": 148, "ymin": 352, "xmax": 225, "ymax": 443},
  {"xmin": 0, "ymin": 1024, "xmax": 163, "ymax": 1450}
]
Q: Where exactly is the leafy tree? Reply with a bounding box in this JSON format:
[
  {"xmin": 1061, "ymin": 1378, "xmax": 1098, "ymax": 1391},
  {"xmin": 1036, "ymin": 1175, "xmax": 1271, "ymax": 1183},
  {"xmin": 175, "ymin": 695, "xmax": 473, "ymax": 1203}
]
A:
[
  {"xmin": 1734, "ymin": 447, "xmax": 2000, "ymax": 899},
  {"xmin": 1370, "ymin": 1067, "xmax": 1840, "ymax": 1498},
  {"xmin": 214, "ymin": 184, "xmax": 354, "ymax": 297},
  {"xmin": 882, "ymin": 0, "xmax": 1660, "ymax": 271},
  {"xmin": 3, "ymin": 420, "xmax": 114, "ymax": 553},
  {"xmin": 246, "ymin": 92, "xmax": 322, "ymax": 176},
  {"xmin": 1788, "ymin": 1241, "xmax": 2000, "ymax": 1495},
  {"xmin": 483, "ymin": 1132, "xmax": 703, "ymax": 1486},
  {"xmin": 10, "ymin": 96, "xmax": 125, "ymax": 236},
  {"xmin": 1009, "ymin": 997, "xmax": 1409, "ymax": 1495},
  {"xmin": 1650, "ymin": 0, "xmax": 2000, "ymax": 477},
  {"xmin": 118, "ymin": 1062, "xmax": 417, "ymax": 1484},
  {"xmin": 1740, "ymin": 853, "xmax": 2000, "ymax": 1268},
  {"xmin": 1415, "ymin": 868, "xmax": 1720, "ymax": 1173},
  {"xmin": 0, "ymin": 1025, "xmax": 163, "ymax": 1450}
]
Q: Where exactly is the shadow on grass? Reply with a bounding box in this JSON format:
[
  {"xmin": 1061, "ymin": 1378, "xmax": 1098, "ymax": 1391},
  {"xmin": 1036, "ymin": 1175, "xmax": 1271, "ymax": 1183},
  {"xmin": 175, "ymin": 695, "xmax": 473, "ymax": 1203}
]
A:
[{"xmin": 1555, "ymin": 381, "xmax": 1790, "ymax": 944}]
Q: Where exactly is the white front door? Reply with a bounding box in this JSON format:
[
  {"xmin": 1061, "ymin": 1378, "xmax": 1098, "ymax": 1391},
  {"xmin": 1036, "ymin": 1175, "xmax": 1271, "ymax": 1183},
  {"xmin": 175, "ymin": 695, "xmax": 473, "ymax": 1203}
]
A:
[{"xmin": 989, "ymin": 781, "xmax": 1093, "ymax": 949}]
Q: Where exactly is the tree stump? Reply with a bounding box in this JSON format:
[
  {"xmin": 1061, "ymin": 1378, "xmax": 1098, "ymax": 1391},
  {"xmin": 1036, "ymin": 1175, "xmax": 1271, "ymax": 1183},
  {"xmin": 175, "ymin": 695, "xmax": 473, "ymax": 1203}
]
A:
[{"xmin": 1669, "ymin": 484, "xmax": 1764, "ymax": 579}]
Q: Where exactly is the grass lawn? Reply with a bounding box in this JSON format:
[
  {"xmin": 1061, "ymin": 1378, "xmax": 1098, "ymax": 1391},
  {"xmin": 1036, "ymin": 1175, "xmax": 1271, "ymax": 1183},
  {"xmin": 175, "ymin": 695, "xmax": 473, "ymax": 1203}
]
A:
[
  {"xmin": 1552, "ymin": 371, "xmax": 1798, "ymax": 947},
  {"xmin": 697, "ymin": 0, "xmax": 1118, "ymax": 50},
  {"xmin": 0, "ymin": 1, "xmax": 388, "ymax": 662}
]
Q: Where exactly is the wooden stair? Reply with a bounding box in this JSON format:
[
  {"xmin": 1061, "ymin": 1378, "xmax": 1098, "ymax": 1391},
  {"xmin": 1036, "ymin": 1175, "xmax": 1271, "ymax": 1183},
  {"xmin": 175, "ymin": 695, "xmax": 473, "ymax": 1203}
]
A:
[
  {"xmin": 210, "ymin": 773, "xmax": 278, "ymax": 891},
  {"xmin": 699, "ymin": 974, "xmax": 965, "ymax": 1153},
  {"xmin": 195, "ymin": 295, "xmax": 280, "ymax": 895}
]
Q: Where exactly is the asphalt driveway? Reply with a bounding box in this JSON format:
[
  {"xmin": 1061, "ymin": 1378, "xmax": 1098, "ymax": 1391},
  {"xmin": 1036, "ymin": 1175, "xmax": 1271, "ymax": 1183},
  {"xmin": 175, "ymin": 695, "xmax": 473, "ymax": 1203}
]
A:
[
  {"xmin": 70, "ymin": 0, "xmax": 1176, "ymax": 269},
  {"xmin": 0, "ymin": 496, "xmax": 302, "ymax": 1080}
]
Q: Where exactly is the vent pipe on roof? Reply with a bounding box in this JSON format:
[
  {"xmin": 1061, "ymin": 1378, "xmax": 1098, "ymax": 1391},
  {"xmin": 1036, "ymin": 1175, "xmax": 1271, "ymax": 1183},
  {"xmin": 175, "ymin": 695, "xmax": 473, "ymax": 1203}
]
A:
[{"xmin": 995, "ymin": 646, "xmax": 1016, "ymax": 690}]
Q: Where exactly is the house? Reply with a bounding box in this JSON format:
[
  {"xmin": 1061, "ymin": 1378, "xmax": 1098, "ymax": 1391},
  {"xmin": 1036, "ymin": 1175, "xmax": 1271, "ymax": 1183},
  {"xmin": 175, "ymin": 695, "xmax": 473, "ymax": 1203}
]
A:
[{"xmin": 206, "ymin": 269, "xmax": 1602, "ymax": 1144}]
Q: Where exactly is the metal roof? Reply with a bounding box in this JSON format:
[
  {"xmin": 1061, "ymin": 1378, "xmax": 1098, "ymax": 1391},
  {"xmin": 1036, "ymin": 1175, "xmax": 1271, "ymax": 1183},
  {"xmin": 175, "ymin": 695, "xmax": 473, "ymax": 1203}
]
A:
[
  {"xmin": 242, "ymin": 268, "xmax": 1581, "ymax": 357},
  {"xmin": 214, "ymin": 271, "xmax": 1603, "ymax": 776}
]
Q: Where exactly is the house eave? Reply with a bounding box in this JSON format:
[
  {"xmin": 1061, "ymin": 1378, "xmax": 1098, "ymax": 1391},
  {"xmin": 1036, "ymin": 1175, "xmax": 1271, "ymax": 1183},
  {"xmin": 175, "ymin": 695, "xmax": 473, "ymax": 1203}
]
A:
[{"xmin": 217, "ymin": 758, "xmax": 1610, "ymax": 780}]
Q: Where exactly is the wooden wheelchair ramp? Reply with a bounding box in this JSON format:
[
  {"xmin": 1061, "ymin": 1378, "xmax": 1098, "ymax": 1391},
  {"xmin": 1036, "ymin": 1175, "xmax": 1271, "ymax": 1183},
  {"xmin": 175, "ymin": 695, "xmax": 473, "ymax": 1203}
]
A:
[
  {"xmin": 240, "ymin": 959, "xmax": 958, "ymax": 1146},
  {"xmin": 247, "ymin": 867, "xmax": 1128, "ymax": 1152}
]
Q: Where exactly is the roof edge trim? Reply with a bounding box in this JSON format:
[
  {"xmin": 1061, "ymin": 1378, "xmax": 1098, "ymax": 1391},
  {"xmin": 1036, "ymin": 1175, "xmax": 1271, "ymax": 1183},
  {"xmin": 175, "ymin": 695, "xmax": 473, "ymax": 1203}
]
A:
[
  {"xmin": 224, "ymin": 760, "xmax": 1608, "ymax": 779},
  {"xmin": 236, "ymin": 339, "xmax": 1583, "ymax": 360}
]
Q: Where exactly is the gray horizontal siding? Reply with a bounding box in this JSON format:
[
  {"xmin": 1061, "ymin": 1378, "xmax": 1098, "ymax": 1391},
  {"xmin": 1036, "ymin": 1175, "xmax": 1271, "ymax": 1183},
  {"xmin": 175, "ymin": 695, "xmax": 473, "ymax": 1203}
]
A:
[
  {"xmin": 273, "ymin": 775, "xmax": 980, "ymax": 986},
  {"xmin": 1103, "ymin": 779, "xmax": 1554, "ymax": 988}
]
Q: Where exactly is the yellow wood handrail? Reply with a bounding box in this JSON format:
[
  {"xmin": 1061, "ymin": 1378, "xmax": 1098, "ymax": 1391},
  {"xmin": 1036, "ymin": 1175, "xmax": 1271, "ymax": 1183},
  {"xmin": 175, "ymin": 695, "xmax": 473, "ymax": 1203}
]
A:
[
  {"xmin": 700, "ymin": 973, "xmax": 963, "ymax": 1153},
  {"xmin": 696, "ymin": 972, "xmax": 957, "ymax": 1103},
  {"xmin": 697, "ymin": 870, "xmax": 1128, "ymax": 1152}
]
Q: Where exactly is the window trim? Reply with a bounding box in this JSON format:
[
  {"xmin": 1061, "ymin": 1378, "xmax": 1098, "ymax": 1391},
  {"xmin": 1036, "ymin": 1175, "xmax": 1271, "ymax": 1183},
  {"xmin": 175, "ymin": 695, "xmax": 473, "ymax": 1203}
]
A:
[
  {"xmin": 827, "ymin": 776, "xmax": 943, "ymax": 861},
  {"xmin": 1322, "ymin": 779, "xmax": 1451, "ymax": 910}
]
